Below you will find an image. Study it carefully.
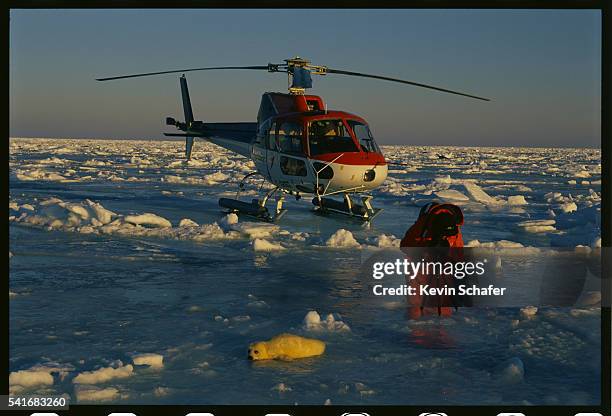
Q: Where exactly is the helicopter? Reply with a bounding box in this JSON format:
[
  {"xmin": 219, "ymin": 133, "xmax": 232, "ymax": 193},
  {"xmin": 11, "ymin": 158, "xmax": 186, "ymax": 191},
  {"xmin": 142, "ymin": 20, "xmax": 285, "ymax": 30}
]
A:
[{"xmin": 97, "ymin": 57, "xmax": 489, "ymax": 222}]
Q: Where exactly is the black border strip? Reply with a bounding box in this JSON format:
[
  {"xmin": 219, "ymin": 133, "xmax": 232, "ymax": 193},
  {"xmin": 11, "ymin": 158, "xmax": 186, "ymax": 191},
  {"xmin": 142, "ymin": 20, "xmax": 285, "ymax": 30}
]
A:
[
  {"xmin": 3, "ymin": 0, "xmax": 609, "ymax": 9},
  {"xmin": 601, "ymin": 0, "xmax": 611, "ymax": 414},
  {"xmin": 5, "ymin": 405, "xmax": 611, "ymax": 416},
  {"xmin": 3, "ymin": 0, "xmax": 10, "ymax": 408}
]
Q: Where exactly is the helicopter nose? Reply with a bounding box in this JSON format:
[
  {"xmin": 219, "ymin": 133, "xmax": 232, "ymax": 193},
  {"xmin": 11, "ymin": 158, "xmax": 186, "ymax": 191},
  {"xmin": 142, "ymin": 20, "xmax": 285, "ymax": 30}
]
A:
[{"xmin": 310, "ymin": 153, "xmax": 387, "ymax": 192}]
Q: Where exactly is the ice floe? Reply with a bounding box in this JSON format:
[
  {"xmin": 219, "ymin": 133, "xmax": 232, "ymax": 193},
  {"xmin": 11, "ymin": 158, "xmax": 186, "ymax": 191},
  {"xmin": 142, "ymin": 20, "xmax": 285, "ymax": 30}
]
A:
[
  {"xmin": 517, "ymin": 219, "xmax": 557, "ymax": 233},
  {"xmin": 303, "ymin": 310, "xmax": 351, "ymax": 332},
  {"xmin": 507, "ymin": 195, "xmax": 528, "ymax": 205},
  {"xmin": 231, "ymin": 222, "xmax": 279, "ymax": 239},
  {"xmin": 560, "ymin": 202, "xmax": 578, "ymax": 213},
  {"xmin": 124, "ymin": 213, "xmax": 172, "ymax": 228},
  {"xmin": 9, "ymin": 369, "xmax": 55, "ymax": 389},
  {"xmin": 72, "ymin": 364, "xmax": 133, "ymax": 384},
  {"xmin": 132, "ymin": 353, "xmax": 164, "ymax": 369},
  {"xmin": 74, "ymin": 385, "xmax": 120, "ymax": 402},
  {"xmin": 220, "ymin": 213, "xmax": 239, "ymax": 226},
  {"xmin": 435, "ymin": 189, "xmax": 470, "ymax": 201},
  {"xmin": 325, "ymin": 229, "xmax": 360, "ymax": 248},
  {"xmin": 178, "ymin": 218, "xmax": 199, "ymax": 227},
  {"xmin": 253, "ymin": 238, "xmax": 285, "ymax": 252},
  {"xmin": 463, "ymin": 182, "xmax": 505, "ymax": 205},
  {"xmin": 9, "ymin": 196, "xmax": 244, "ymax": 242},
  {"xmin": 374, "ymin": 234, "xmax": 401, "ymax": 248}
]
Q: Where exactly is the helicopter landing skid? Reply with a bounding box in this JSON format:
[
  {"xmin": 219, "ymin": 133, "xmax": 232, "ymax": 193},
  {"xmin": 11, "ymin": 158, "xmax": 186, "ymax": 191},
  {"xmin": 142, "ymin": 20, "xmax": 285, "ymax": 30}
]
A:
[
  {"xmin": 218, "ymin": 183, "xmax": 287, "ymax": 223},
  {"xmin": 312, "ymin": 194, "xmax": 383, "ymax": 222},
  {"xmin": 218, "ymin": 198, "xmax": 287, "ymax": 222}
]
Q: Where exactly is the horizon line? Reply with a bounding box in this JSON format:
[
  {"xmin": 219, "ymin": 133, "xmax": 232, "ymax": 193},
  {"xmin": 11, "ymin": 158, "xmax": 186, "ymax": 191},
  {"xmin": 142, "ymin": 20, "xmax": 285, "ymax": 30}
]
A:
[{"xmin": 8, "ymin": 136, "xmax": 602, "ymax": 150}]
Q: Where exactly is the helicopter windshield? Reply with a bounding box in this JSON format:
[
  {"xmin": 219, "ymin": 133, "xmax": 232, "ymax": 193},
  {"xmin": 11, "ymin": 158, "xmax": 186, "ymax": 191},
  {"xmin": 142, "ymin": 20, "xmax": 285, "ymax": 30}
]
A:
[
  {"xmin": 347, "ymin": 120, "xmax": 381, "ymax": 154},
  {"xmin": 308, "ymin": 119, "xmax": 359, "ymax": 156}
]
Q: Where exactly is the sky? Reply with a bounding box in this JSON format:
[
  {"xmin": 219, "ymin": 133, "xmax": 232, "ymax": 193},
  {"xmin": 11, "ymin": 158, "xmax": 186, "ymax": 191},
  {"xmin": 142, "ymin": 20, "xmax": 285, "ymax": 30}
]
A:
[{"xmin": 9, "ymin": 9, "xmax": 601, "ymax": 147}]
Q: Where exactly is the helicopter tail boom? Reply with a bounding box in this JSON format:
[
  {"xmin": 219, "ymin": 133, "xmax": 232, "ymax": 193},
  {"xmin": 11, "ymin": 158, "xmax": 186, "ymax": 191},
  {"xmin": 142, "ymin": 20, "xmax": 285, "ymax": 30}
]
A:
[{"xmin": 164, "ymin": 122, "xmax": 256, "ymax": 159}]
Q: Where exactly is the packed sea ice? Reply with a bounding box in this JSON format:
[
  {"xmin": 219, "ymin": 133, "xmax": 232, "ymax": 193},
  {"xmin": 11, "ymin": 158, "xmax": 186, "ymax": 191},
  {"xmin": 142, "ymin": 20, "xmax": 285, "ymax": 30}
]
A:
[{"xmin": 9, "ymin": 138, "xmax": 602, "ymax": 405}]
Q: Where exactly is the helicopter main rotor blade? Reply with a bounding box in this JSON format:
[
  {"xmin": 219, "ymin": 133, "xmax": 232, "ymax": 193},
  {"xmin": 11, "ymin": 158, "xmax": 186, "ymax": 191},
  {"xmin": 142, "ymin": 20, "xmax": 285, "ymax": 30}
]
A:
[
  {"xmin": 96, "ymin": 65, "xmax": 271, "ymax": 81},
  {"xmin": 326, "ymin": 68, "xmax": 490, "ymax": 101}
]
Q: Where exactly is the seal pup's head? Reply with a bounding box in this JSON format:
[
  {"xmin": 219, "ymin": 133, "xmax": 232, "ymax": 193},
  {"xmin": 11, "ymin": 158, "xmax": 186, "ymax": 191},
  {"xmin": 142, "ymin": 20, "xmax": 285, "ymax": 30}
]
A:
[{"xmin": 248, "ymin": 341, "xmax": 270, "ymax": 360}]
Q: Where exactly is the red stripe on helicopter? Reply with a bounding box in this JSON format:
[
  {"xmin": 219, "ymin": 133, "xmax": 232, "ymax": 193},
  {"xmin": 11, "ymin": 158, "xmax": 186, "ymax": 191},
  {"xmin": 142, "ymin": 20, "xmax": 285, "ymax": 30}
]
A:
[{"xmin": 311, "ymin": 152, "xmax": 387, "ymax": 166}]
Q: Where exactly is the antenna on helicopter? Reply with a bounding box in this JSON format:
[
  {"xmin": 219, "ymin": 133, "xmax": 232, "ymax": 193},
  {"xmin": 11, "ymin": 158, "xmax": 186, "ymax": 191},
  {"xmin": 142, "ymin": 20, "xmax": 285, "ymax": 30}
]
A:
[{"xmin": 96, "ymin": 56, "xmax": 490, "ymax": 101}]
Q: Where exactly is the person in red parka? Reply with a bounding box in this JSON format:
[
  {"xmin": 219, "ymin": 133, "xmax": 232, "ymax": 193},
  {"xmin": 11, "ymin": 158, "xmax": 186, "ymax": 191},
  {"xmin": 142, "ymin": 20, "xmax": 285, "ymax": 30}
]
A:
[{"xmin": 400, "ymin": 202, "xmax": 465, "ymax": 319}]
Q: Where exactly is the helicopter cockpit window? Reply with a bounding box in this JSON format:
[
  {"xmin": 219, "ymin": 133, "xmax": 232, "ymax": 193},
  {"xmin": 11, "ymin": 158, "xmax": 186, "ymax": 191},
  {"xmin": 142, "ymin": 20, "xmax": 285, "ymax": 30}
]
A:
[
  {"xmin": 347, "ymin": 121, "xmax": 381, "ymax": 154},
  {"xmin": 308, "ymin": 119, "xmax": 359, "ymax": 156},
  {"xmin": 275, "ymin": 122, "xmax": 304, "ymax": 155}
]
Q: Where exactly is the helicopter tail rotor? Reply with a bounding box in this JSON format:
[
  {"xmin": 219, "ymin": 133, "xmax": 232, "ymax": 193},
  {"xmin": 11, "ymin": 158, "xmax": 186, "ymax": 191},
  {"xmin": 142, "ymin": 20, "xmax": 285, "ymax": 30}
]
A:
[
  {"xmin": 180, "ymin": 75, "xmax": 194, "ymax": 125},
  {"xmin": 179, "ymin": 75, "xmax": 195, "ymax": 160},
  {"xmin": 185, "ymin": 136, "xmax": 195, "ymax": 161}
]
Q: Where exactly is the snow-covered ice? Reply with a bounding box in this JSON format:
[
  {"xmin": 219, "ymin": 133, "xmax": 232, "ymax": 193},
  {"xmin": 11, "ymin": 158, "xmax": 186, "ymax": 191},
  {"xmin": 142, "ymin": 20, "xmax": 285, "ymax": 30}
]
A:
[
  {"xmin": 517, "ymin": 219, "xmax": 557, "ymax": 233},
  {"xmin": 374, "ymin": 234, "xmax": 401, "ymax": 248},
  {"xmin": 9, "ymin": 368, "xmax": 54, "ymax": 389},
  {"xmin": 252, "ymin": 238, "xmax": 285, "ymax": 252},
  {"xmin": 132, "ymin": 353, "xmax": 164, "ymax": 369},
  {"xmin": 303, "ymin": 310, "xmax": 351, "ymax": 332},
  {"xmin": 124, "ymin": 213, "xmax": 172, "ymax": 228},
  {"xmin": 463, "ymin": 182, "xmax": 505, "ymax": 205},
  {"xmin": 74, "ymin": 385, "xmax": 120, "ymax": 402},
  {"xmin": 9, "ymin": 138, "xmax": 601, "ymax": 405},
  {"xmin": 72, "ymin": 364, "xmax": 133, "ymax": 384},
  {"xmin": 325, "ymin": 229, "xmax": 360, "ymax": 248},
  {"xmin": 435, "ymin": 189, "xmax": 470, "ymax": 201},
  {"xmin": 507, "ymin": 195, "xmax": 528, "ymax": 205}
]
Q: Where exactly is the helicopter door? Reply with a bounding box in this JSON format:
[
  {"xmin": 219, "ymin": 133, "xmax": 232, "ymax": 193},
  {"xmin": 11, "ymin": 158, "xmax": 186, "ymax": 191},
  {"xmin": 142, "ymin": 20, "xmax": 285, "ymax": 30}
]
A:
[
  {"xmin": 266, "ymin": 121, "xmax": 308, "ymax": 191},
  {"xmin": 252, "ymin": 119, "xmax": 273, "ymax": 181}
]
